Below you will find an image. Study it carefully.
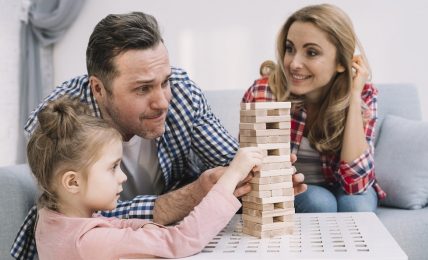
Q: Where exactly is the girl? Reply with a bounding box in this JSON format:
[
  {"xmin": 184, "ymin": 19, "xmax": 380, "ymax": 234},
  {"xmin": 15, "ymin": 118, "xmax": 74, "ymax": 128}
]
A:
[
  {"xmin": 28, "ymin": 97, "xmax": 262, "ymax": 259},
  {"xmin": 242, "ymin": 4, "xmax": 385, "ymax": 213}
]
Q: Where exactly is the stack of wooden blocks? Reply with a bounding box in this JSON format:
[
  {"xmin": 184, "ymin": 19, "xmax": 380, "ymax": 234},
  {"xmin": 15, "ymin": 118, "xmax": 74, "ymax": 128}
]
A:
[{"xmin": 239, "ymin": 102, "xmax": 295, "ymax": 238}]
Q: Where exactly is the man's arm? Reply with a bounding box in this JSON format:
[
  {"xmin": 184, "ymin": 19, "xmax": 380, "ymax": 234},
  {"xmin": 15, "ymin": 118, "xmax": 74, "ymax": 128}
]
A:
[
  {"xmin": 153, "ymin": 167, "xmax": 246, "ymax": 224},
  {"xmin": 153, "ymin": 165, "xmax": 307, "ymax": 225}
]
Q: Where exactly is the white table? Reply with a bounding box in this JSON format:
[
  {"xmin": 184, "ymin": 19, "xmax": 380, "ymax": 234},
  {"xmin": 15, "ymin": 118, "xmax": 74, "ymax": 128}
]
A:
[{"xmin": 179, "ymin": 212, "xmax": 407, "ymax": 260}]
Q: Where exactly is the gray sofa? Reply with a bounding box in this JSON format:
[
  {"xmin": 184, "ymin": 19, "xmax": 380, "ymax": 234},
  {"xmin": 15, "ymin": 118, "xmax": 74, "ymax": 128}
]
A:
[{"xmin": 1, "ymin": 84, "xmax": 427, "ymax": 260}]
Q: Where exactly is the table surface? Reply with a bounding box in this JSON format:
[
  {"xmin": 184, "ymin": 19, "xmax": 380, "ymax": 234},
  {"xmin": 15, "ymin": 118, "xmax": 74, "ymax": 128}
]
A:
[{"xmin": 122, "ymin": 212, "xmax": 407, "ymax": 260}]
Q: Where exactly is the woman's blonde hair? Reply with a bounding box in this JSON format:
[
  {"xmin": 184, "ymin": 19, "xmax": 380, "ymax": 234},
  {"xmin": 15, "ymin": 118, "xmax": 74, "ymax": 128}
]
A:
[
  {"xmin": 269, "ymin": 4, "xmax": 370, "ymax": 153},
  {"xmin": 27, "ymin": 97, "xmax": 122, "ymax": 210}
]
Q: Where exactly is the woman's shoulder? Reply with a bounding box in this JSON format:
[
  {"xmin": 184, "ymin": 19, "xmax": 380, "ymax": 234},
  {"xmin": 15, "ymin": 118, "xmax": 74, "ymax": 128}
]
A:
[
  {"xmin": 242, "ymin": 76, "xmax": 276, "ymax": 103},
  {"xmin": 362, "ymin": 82, "xmax": 378, "ymax": 96}
]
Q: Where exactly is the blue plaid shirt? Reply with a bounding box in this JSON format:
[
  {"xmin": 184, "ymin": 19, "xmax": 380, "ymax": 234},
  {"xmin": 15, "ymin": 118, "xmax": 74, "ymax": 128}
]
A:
[{"xmin": 11, "ymin": 67, "xmax": 239, "ymax": 259}]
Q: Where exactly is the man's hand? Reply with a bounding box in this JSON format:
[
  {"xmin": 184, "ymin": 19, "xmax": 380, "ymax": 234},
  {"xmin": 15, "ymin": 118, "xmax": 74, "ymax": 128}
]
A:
[{"xmin": 197, "ymin": 166, "xmax": 253, "ymax": 197}]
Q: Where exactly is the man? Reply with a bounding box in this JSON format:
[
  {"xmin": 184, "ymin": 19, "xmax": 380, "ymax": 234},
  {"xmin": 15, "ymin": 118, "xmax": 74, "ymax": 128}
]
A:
[{"xmin": 12, "ymin": 12, "xmax": 306, "ymax": 259}]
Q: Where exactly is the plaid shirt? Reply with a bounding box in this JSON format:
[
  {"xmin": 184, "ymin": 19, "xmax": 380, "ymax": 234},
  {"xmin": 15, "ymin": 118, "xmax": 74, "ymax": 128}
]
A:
[
  {"xmin": 11, "ymin": 67, "xmax": 239, "ymax": 259},
  {"xmin": 242, "ymin": 77, "xmax": 386, "ymax": 199}
]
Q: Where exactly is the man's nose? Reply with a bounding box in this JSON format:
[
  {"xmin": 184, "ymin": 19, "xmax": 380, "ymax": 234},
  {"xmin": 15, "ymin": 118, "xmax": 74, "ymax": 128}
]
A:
[{"xmin": 150, "ymin": 86, "xmax": 170, "ymax": 110}]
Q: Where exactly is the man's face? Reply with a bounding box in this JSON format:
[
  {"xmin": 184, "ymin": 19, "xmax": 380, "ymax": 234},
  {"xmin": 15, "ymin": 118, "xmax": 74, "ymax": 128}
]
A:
[{"xmin": 100, "ymin": 43, "xmax": 172, "ymax": 141}]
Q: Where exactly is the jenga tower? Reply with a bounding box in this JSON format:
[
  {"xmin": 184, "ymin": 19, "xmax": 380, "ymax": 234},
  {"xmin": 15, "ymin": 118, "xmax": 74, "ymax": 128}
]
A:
[{"xmin": 239, "ymin": 102, "xmax": 295, "ymax": 238}]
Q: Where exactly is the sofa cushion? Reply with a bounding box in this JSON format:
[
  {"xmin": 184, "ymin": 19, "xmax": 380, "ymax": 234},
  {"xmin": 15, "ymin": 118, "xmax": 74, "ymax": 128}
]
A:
[{"xmin": 375, "ymin": 115, "xmax": 428, "ymax": 209}]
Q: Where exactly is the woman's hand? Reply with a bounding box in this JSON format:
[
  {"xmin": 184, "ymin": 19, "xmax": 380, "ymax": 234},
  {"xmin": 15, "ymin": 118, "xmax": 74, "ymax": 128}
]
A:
[{"xmin": 351, "ymin": 55, "xmax": 370, "ymax": 95}]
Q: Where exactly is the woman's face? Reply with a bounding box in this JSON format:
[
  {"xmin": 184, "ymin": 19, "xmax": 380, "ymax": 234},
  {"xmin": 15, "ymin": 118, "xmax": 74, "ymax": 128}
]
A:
[{"xmin": 283, "ymin": 21, "xmax": 344, "ymax": 102}]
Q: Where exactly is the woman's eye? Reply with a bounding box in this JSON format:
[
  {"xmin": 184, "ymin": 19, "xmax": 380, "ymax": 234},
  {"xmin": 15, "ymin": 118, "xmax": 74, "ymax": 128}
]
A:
[{"xmin": 307, "ymin": 49, "xmax": 318, "ymax": 57}]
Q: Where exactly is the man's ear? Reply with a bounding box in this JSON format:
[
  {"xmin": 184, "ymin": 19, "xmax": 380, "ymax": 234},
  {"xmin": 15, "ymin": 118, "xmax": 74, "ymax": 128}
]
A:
[
  {"xmin": 89, "ymin": 75, "xmax": 107, "ymax": 100},
  {"xmin": 336, "ymin": 63, "xmax": 345, "ymax": 73},
  {"xmin": 61, "ymin": 171, "xmax": 83, "ymax": 194}
]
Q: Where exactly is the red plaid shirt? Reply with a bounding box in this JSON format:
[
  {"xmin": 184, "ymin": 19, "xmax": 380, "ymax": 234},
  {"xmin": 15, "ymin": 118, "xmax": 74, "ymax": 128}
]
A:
[{"xmin": 242, "ymin": 77, "xmax": 386, "ymax": 199}]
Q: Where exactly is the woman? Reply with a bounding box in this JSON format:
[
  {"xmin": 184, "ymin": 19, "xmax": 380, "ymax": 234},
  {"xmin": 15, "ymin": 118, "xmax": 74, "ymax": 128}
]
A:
[{"xmin": 242, "ymin": 4, "xmax": 386, "ymax": 212}]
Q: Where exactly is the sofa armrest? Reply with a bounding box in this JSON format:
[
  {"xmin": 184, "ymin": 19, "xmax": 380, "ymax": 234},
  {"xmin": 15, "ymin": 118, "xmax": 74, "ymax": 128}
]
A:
[{"xmin": 0, "ymin": 164, "xmax": 37, "ymax": 260}]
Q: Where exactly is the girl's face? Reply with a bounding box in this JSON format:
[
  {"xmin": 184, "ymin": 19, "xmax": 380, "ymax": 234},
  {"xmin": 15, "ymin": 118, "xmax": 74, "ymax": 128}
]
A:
[
  {"xmin": 283, "ymin": 21, "xmax": 344, "ymax": 102},
  {"xmin": 81, "ymin": 139, "xmax": 127, "ymax": 213}
]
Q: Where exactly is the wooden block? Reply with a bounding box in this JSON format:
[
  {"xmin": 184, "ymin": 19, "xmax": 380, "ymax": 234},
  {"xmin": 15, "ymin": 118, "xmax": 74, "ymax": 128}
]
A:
[
  {"xmin": 247, "ymin": 190, "xmax": 272, "ymax": 198},
  {"xmin": 240, "ymin": 115, "xmax": 291, "ymax": 123},
  {"xmin": 267, "ymin": 148, "xmax": 291, "ymax": 156},
  {"xmin": 249, "ymin": 176, "xmax": 271, "ymax": 185},
  {"xmin": 240, "ymin": 135, "xmax": 269, "ymax": 143},
  {"xmin": 250, "ymin": 175, "xmax": 292, "ymax": 185},
  {"xmin": 275, "ymin": 201, "xmax": 295, "ymax": 209},
  {"xmin": 262, "ymin": 155, "xmax": 290, "ymax": 163},
  {"xmin": 254, "ymin": 168, "xmax": 294, "ymax": 177},
  {"xmin": 250, "ymin": 181, "xmax": 293, "ymax": 191},
  {"xmin": 260, "ymin": 162, "xmax": 292, "ymax": 171},
  {"xmin": 248, "ymin": 221, "xmax": 294, "ymax": 232},
  {"xmin": 240, "ymin": 129, "xmax": 290, "ymax": 137},
  {"xmin": 242, "ymin": 207, "xmax": 295, "ymax": 218},
  {"xmin": 267, "ymin": 108, "xmax": 290, "ymax": 116},
  {"xmin": 271, "ymin": 189, "xmax": 284, "ymax": 197},
  {"xmin": 242, "ymin": 213, "xmax": 273, "ymax": 224},
  {"xmin": 240, "ymin": 109, "xmax": 267, "ymax": 117},
  {"xmin": 242, "ymin": 201, "xmax": 274, "ymax": 211},
  {"xmin": 239, "ymin": 123, "xmax": 266, "ymax": 130},
  {"xmin": 264, "ymin": 121, "xmax": 291, "ymax": 130},
  {"xmin": 242, "ymin": 226, "xmax": 294, "ymax": 238},
  {"xmin": 242, "ymin": 195, "xmax": 294, "ymax": 204},
  {"xmin": 241, "ymin": 143, "xmax": 290, "ymax": 151},
  {"xmin": 240, "ymin": 135, "xmax": 290, "ymax": 144},
  {"xmin": 240, "ymin": 102, "xmax": 291, "ymax": 110},
  {"xmin": 271, "ymin": 187, "xmax": 294, "ymax": 197},
  {"xmin": 270, "ymin": 174, "xmax": 292, "ymax": 183}
]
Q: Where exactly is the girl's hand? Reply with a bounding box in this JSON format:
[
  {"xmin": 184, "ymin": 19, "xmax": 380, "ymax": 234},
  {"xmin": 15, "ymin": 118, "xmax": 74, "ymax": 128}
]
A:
[
  {"xmin": 351, "ymin": 55, "xmax": 370, "ymax": 95},
  {"xmin": 228, "ymin": 147, "xmax": 263, "ymax": 181}
]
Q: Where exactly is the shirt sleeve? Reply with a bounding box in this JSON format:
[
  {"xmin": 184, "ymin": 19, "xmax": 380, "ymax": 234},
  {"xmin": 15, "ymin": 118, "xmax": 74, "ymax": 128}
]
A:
[
  {"xmin": 336, "ymin": 83, "xmax": 378, "ymax": 194},
  {"xmin": 78, "ymin": 184, "xmax": 241, "ymax": 259},
  {"xmin": 189, "ymin": 79, "xmax": 239, "ymax": 168},
  {"xmin": 99, "ymin": 195, "xmax": 157, "ymax": 220}
]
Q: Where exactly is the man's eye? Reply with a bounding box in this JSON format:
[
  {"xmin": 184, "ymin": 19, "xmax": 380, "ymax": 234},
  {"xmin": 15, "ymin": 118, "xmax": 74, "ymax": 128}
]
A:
[
  {"xmin": 138, "ymin": 87, "xmax": 149, "ymax": 93},
  {"xmin": 161, "ymin": 80, "xmax": 170, "ymax": 88}
]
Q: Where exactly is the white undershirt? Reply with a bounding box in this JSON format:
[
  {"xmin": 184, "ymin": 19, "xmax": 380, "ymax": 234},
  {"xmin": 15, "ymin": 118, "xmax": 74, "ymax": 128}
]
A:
[
  {"xmin": 120, "ymin": 135, "xmax": 164, "ymax": 200},
  {"xmin": 294, "ymin": 137, "xmax": 325, "ymax": 184}
]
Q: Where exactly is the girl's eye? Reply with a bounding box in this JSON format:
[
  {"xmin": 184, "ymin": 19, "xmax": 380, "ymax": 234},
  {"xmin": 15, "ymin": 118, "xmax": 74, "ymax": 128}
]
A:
[{"xmin": 112, "ymin": 163, "xmax": 119, "ymax": 171}]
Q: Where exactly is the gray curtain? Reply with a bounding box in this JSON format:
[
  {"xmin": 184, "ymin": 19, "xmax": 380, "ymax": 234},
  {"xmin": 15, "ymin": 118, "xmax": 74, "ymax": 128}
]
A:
[{"xmin": 17, "ymin": 0, "xmax": 85, "ymax": 163}]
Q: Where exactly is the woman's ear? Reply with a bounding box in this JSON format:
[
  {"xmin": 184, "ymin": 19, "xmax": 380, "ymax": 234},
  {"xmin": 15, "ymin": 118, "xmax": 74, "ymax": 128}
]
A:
[
  {"xmin": 336, "ymin": 64, "xmax": 345, "ymax": 73},
  {"xmin": 61, "ymin": 171, "xmax": 82, "ymax": 194}
]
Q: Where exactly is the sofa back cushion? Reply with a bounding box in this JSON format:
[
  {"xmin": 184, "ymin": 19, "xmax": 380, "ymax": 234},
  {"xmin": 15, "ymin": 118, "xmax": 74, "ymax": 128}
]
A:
[
  {"xmin": 375, "ymin": 84, "xmax": 421, "ymax": 146},
  {"xmin": 375, "ymin": 115, "xmax": 428, "ymax": 209}
]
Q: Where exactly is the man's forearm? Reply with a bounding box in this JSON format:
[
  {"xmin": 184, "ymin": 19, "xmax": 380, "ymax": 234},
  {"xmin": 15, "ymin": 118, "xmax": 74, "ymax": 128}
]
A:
[{"xmin": 152, "ymin": 179, "xmax": 206, "ymax": 225}]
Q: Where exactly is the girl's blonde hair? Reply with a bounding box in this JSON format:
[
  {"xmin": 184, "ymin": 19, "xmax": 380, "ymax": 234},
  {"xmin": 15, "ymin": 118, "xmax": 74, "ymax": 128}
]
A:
[
  {"xmin": 27, "ymin": 97, "xmax": 122, "ymax": 210},
  {"xmin": 269, "ymin": 4, "xmax": 371, "ymax": 153}
]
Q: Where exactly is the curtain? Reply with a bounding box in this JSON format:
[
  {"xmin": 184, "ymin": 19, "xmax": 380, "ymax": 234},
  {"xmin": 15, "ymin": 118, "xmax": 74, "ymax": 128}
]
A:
[{"xmin": 17, "ymin": 0, "xmax": 85, "ymax": 163}]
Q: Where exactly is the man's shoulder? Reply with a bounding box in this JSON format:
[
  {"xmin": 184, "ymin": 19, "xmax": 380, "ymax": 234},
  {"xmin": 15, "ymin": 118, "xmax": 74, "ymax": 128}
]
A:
[{"xmin": 169, "ymin": 67, "xmax": 204, "ymax": 98}]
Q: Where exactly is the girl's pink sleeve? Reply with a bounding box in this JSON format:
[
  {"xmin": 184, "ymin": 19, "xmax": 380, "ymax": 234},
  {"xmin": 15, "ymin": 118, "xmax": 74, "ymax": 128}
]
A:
[{"xmin": 77, "ymin": 184, "xmax": 241, "ymax": 259}]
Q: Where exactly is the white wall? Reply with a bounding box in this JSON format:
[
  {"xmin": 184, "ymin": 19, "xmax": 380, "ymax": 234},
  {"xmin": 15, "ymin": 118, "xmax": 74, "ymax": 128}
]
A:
[
  {"xmin": 0, "ymin": 0, "xmax": 20, "ymax": 166},
  {"xmin": 54, "ymin": 0, "xmax": 428, "ymax": 119},
  {"xmin": 1, "ymin": 0, "xmax": 427, "ymax": 166}
]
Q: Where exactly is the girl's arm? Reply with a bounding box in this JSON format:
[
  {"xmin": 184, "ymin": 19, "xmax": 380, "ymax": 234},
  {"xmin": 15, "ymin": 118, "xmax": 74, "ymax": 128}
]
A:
[{"xmin": 78, "ymin": 184, "xmax": 240, "ymax": 259}]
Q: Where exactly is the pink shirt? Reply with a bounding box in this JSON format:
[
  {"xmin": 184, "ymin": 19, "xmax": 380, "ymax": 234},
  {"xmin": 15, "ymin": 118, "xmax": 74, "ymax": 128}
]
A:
[{"xmin": 36, "ymin": 184, "xmax": 241, "ymax": 260}]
